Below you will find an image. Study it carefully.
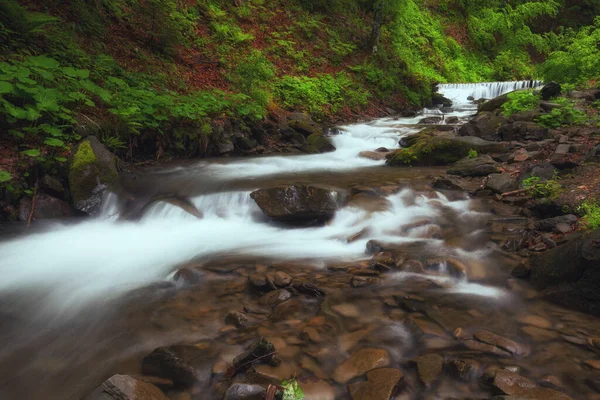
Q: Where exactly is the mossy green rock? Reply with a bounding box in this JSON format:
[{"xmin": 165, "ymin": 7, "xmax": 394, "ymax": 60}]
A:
[
  {"xmin": 69, "ymin": 136, "xmax": 119, "ymax": 215},
  {"xmin": 387, "ymin": 131, "xmax": 507, "ymax": 167},
  {"xmin": 307, "ymin": 133, "xmax": 336, "ymax": 153}
]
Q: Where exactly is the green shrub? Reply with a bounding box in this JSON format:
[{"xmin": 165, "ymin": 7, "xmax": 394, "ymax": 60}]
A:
[
  {"xmin": 522, "ymin": 176, "xmax": 562, "ymax": 199},
  {"xmin": 578, "ymin": 200, "xmax": 600, "ymax": 230},
  {"xmin": 468, "ymin": 149, "xmax": 478, "ymax": 159},
  {"xmin": 280, "ymin": 377, "xmax": 304, "ymax": 400},
  {"xmin": 501, "ymin": 91, "xmax": 540, "ymax": 117},
  {"xmin": 229, "ymin": 50, "xmax": 275, "ymax": 119},
  {"xmin": 536, "ymin": 98, "xmax": 587, "ymax": 128}
]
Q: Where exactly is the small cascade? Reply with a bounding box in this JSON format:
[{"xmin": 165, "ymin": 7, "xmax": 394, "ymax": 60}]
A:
[{"xmin": 438, "ymin": 80, "xmax": 543, "ymax": 105}]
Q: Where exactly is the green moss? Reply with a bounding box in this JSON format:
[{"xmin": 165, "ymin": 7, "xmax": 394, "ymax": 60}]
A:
[
  {"xmin": 387, "ymin": 132, "xmax": 471, "ymax": 166},
  {"xmin": 70, "ymin": 140, "xmax": 97, "ymax": 174}
]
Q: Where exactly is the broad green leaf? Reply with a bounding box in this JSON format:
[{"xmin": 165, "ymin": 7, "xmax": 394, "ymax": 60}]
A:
[
  {"xmin": 8, "ymin": 129, "xmax": 24, "ymax": 138},
  {"xmin": 0, "ymin": 170, "xmax": 11, "ymax": 183},
  {"xmin": 54, "ymin": 156, "xmax": 67, "ymax": 162},
  {"xmin": 21, "ymin": 149, "xmax": 41, "ymax": 157},
  {"xmin": 63, "ymin": 67, "xmax": 90, "ymax": 79},
  {"xmin": 40, "ymin": 124, "xmax": 63, "ymax": 137},
  {"xmin": 0, "ymin": 81, "xmax": 13, "ymax": 94},
  {"xmin": 28, "ymin": 56, "xmax": 60, "ymax": 69},
  {"xmin": 44, "ymin": 138, "xmax": 65, "ymax": 147}
]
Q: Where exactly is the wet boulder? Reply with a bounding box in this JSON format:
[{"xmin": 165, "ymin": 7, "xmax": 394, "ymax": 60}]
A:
[
  {"xmin": 540, "ymin": 82, "xmax": 561, "ymax": 100},
  {"xmin": 287, "ymin": 113, "xmax": 323, "ymax": 137},
  {"xmin": 448, "ymin": 155, "xmax": 501, "ymax": 177},
  {"xmin": 530, "ymin": 228, "xmax": 600, "ymax": 315},
  {"xmin": 348, "ymin": 368, "xmax": 403, "ymax": 400},
  {"xmin": 333, "ymin": 348, "xmax": 391, "ymax": 383},
  {"xmin": 306, "ymin": 133, "xmax": 336, "ymax": 153},
  {"xmin": 458, "ymin": 111, "xmax": 508, "ymax": 141},
  {"xmin": 478, "ymin": 93, "xmax": 512, "ymax": 113},
  {"xmin": 250, "ymin": 185, "xmax": 339, "ymax": 225},
  {"xmin": 19, "ymin": 193, "xmax": 73, "ymax": 221},
  {"xmin": 224, "ymin": 384, "xmax": 266, "ymax": 400},
  {"xmin": 492, "ymin": 369, "xmax": 573, "ymax": 400},
  {"xmin": 431, "ymin": 93, "xmax": 452, "ymax": 107},
  {"xmin": 498, "ymin": 121, "xmax": 550, "ymax": 141},
  {"xmin": 418, "ymin": 116, "xmax": 443, "ymax": 124},
  {"xmin": 69, "ymin": 136, "xmax": 119, "ymax": 215},
  {"xmin": 141, "ymin": 345, "xmax": 210, "ymax": 389},
  {"xmin": 84, "ymin": 374, "xmax": 169, "ymax": 400},
  {"xmin": 388, "ymin": 131, "xmax": 506, "ymax": 167}
]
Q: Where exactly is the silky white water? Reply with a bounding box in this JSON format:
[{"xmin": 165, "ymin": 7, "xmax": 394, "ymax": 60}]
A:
[
  {"xmin": 438, "ymin": 80, "xmax": 543, "ymax": 106},
  {"xmin": 0, "ymin": 84, "xmax": 509, "ymax": 314}
]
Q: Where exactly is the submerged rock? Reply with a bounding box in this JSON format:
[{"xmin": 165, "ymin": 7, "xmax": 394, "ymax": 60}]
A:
[
  {"xmin": 69, "ymin": 136, "xmax": 119, "ymax": 215},
  {"xmin": 492, "ymin": 370, "xmax": 573, "ymax": 399},
  {"xmin": 348, "ymin": 368, "xmax": 403, "ymax": 400},
  {"xmin": 141, "ymin": 345, "xmax": 209, "ymax": 389},
  {"xmin": 84, "ymin": 374, "xmax": 168, "ymax": 400},
  {"xmin": 414, "ymin": 354, "xmax": 443, "ymax": 387},
  {"xmin": 333, "ymin": 348, "xmax": 391, "ymax": 383},
  {"xmin": 250, "ymin": 185, "xmax": 339, "ymax": 225}
]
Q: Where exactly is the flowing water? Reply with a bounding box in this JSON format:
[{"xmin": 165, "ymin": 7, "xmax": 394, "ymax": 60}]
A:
[{"xmin": 1, "ymin": 81, "xmax": 599, "ymax": 400}]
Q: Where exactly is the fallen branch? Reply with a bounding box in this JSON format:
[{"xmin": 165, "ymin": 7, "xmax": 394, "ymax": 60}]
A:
[
  {"xmin": 500, "ymin": 188, "xmax": 529, "ymax": 197},
  {"xmin": 27, "ymin": 178, "xmax": 38, "ymax": 227}
]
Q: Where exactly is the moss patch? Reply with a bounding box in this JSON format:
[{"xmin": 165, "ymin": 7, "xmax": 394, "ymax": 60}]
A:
[{"xmin": 387, "ymin": 132, "xmax": 472, "ymax": 166}]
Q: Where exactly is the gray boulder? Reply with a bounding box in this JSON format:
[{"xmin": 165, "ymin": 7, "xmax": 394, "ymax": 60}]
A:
[
  {"xmin": 83, "ymin": 375, "xmax": 168, "ymax": 400},
  {"xmin": 485, "ymin": 174, "xmax": 519, "ymax": 194},
  {"xmin": 448, "ymin": 155, "xmax": 501, "ymax": 177},
  {"xmin": 498, "ymin": 121, "xmax": 550, "ymax": 141},
  {"xmin": 530, "ymin": 228, "xmax": 600, "ymax": 315},
  {"xmin": 250, "ymin": 185, "xmax": 340, "ymax": 225},
  {"xmin": 18, "ymin": 193, "xmax": 73, "ymax": 221},
  {"xmin": 540, "ymin": 82, "xmax": 561, "ymax": 100},
  {"xmin": 458, "ymin": 112, "xmax": 508, "ymax": 141}
]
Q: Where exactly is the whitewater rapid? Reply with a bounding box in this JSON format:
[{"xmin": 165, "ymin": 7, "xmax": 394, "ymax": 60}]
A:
[{"xmin": 0, "ymin": 82, "xmax": 535, "ymax": 313}]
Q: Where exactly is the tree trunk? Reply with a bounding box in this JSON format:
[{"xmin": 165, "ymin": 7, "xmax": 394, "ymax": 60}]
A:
[{"xmin": 370, "ymin": 0, "xmax": 385, "ymax": 53}]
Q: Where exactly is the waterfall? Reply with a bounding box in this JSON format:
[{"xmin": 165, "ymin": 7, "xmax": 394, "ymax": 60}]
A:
[{"xmin": 438, "ymin": 80, "xmax": 543, "ymax": 105}]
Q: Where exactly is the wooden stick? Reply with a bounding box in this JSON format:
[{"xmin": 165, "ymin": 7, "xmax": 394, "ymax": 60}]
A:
[
  {"xmin": 500, "ymin": 188, "xmax": 529, "ymax": 197},
  {"xmin": 27, "ymin": 178, "xmax": 38, "ymax": 227}
]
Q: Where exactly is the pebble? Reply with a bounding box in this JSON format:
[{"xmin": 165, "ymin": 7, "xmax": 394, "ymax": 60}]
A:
[
  {"xmin": 333, "ymin": 348, "xmax": 391, "ymax": 383},
  {"xmin": 414, "ymin": 354, "xmax": 443, "ymax": 387},
  {"xmin": 348, "ymin": 368, "xmax": 404, "ymax": 400}
]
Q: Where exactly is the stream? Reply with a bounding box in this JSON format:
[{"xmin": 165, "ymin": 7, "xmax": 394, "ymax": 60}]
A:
[{"xmin": 1, "ymin": 81, "xmax": 599, "ymax": 400}]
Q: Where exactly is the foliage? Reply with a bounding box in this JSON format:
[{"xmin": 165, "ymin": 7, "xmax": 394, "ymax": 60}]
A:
[
  {"xmin": 276, "ymin": 73, "xmax": 368, "ymax": 119},
  {"xmin": 0, "ymin": 55, "xmax": 107, "ymax": 161},
  {"xmin": 578, "ymin": 199, "xmax": 600, "ymax": 230},
  {"xmin": 501, "ymin": 90, "xmax": 540, "ymax": 116},
  {"xmin": 229, "ymin": 50, "xmax": 276, "ymax": 118},
  {"xmin": 538, "ymin": 17, "xmax": 600, "ymax": 84},
  {"xmin": 280, "ymin": 378, "xmax": 305, "ymax": 400},
  {"xmin": 536, "ymin": 99, "xmax": 587, "ymax": 128},
  {"xmin": 0, "ymin": 170, "xmax": 12, "ymax": 183},
  {"xmin": 468, "ymin": 149, "xmax": 478, "ymax": 159},
  {"xmin": 522, "ymin": 175, "xmax": 562, "ymax": 199}
]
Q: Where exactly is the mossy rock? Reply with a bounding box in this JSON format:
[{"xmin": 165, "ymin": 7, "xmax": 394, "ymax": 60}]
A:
[
  {"xmin": 387, "ymin": 131, "xmax": 506, "ymax": 167},
  {"xmin": 307, "ymin": 133, "xmax": 336, "ymax": 153},
  {"xmin": 69, "ymin": 136, "xmax": 119, "ymax": 215},
  {"xmin": 288, "ymin": 118, "xmax": 322, "ymax": 137}
]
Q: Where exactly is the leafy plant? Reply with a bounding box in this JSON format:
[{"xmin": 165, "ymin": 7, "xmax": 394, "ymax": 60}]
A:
[
  {"xmin": 468, "ymin": 149, "xmax": 478, "ymax": 159},
  {"xmin": 522, "ymin": 175, "xmax": 562, "ymax": 199},
  {"xmin": 501, "ymin": 90, "xmax": 540, "ymax": 116},
  {"xmin": 578, "ymin": 199, "xmax": 600, "ymax": 230},
  {"xmin": 0, "ymin": 170, "xmax": 12, "ymax": 183},
  {"xmin": 280, "ymin": 377, "xmax": 305, "ymax": 400},
  {"xmin": 536, "ymin": 98, "xmax": 586, "ymax": 128}
]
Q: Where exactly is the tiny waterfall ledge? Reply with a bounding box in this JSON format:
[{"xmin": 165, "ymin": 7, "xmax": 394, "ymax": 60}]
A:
[{"xmin": 438, "ymin": 80, "xmax": 544, "ymax": 105}]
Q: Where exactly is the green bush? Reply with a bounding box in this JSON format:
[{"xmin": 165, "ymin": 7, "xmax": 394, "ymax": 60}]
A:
[
  {"xmin": 578, "ymin": 200, "xmax": 600, "ymax": 230},
  {"xmin": 468, "ymin": 149, "xmax": 478, "ymax": 159},
  {"xmin": 536, "ymin": 98, "xmax": 587, "ymax": 128},
  {"xmin": 501, "ymin": 91, "xmax": 540, "ymax": 116},
  {"xmin": 229, "ymin": 50, "xmax": 275, "ymax": 119},
  {"xmin": 522, "ymin": 175, "xmax": 562, "ymax": 199}
]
